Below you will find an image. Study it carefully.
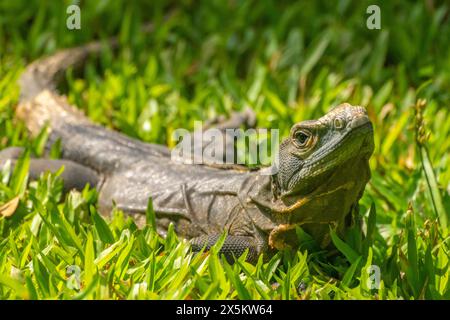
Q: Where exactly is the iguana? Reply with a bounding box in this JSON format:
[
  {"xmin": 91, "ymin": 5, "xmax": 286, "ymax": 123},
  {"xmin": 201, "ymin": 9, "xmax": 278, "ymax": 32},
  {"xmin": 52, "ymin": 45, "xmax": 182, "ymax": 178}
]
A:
[{"xmin": 0, "ymin": 40, "xmax": 374, "ymax": 262}]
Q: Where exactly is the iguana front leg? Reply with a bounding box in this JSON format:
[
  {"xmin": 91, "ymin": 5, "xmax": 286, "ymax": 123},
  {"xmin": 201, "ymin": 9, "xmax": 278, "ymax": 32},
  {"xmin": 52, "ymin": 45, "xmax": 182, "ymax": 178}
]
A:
[
  {"xmin": 190, "ymin": 234, "xmax": 260, "ymax": 263},
  {"xmin": 0, "ymin": 147, "xmax": 100, "ymax": 193}
]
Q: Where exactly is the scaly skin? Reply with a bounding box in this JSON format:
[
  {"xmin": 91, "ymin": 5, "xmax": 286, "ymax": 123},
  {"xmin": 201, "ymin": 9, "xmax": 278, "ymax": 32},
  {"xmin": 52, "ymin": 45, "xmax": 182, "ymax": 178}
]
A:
[{"xmin": 1, "ymin": 40, "xmax": 374, "ymax": 262}]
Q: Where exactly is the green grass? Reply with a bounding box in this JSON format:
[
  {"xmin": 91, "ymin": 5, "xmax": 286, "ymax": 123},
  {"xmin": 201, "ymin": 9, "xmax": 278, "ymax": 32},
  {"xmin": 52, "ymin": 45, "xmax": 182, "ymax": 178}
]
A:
[{"xmin": 0, "ymin": 0, "xmax": 450, "ymax": 299}]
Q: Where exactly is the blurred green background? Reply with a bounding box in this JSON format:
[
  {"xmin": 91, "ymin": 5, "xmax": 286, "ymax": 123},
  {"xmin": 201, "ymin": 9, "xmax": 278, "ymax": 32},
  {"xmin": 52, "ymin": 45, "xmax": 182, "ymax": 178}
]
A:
[{"xmin": 0, "ymin": 0, "xmax": 449, "ymax": 299}]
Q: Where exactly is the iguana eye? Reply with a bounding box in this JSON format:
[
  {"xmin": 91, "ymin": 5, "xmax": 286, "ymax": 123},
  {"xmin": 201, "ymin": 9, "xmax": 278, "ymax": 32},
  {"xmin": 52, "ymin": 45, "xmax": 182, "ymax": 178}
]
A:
[{"xmin": 293, "ymin": 130, "xmax": 311, "ymax": 147}]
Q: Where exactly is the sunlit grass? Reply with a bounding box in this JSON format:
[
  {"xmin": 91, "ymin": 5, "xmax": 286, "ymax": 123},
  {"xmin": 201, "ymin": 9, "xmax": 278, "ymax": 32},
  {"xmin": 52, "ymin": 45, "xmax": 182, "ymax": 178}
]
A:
[{"xmin": 0, "ymin": 0, "xmax": 449, "ymax": 299}]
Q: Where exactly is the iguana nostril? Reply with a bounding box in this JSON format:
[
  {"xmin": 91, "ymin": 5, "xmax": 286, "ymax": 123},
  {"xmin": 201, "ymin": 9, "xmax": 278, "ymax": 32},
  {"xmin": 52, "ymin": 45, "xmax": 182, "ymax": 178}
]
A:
[
  {"xmin": 349, "ymin": 115, "xmax": 369, "ymax": 129},
  {"xmin": 334, "ymin": 118, "xmax": 344, "ymax": 129}
]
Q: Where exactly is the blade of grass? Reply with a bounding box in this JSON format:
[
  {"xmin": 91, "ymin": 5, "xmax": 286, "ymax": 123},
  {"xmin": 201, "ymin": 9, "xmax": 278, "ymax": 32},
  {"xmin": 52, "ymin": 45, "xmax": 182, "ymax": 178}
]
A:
[{"xmin": 330, "ymin": 227, "xmax": 360, "ymax": 264}]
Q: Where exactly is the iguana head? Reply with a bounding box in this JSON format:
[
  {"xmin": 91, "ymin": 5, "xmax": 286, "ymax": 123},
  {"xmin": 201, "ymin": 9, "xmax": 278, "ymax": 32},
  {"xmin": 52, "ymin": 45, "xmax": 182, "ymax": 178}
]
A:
[
  {"xmin": 273, "ymin": 103, "xmax": 374, "ymax": 199},
  {"xmin": 267, "ymin": 103, "xmax": 374, "ymax": 249}
]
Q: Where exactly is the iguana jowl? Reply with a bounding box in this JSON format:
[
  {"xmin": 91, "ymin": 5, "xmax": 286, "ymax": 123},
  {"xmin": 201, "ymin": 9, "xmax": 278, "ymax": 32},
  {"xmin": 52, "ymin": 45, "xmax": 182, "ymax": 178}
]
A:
[{"xmin": 0, "ymin": 41, "xmax": 374, "ymax": 262}]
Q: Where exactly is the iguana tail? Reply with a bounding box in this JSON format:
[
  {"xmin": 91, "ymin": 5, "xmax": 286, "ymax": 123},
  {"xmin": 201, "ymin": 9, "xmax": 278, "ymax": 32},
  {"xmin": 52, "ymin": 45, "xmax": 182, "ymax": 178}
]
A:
[
  {"xmin": 19, "ymin": 40, "xmax": 118, "ymax": 103},
  {"xmin": 16, "ymin": 40, "xmax": 117, "ymax": 136},
  {"xmin": 16, "ymin": 17, "xmax": 160, "ymax": 136}
]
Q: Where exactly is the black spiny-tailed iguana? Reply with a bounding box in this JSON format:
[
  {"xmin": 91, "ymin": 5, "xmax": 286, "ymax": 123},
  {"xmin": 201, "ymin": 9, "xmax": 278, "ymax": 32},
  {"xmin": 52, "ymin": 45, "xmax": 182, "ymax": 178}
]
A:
[{"xmin": 0, "ymin": 39, "xmax": 374, "ymax": 262}]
